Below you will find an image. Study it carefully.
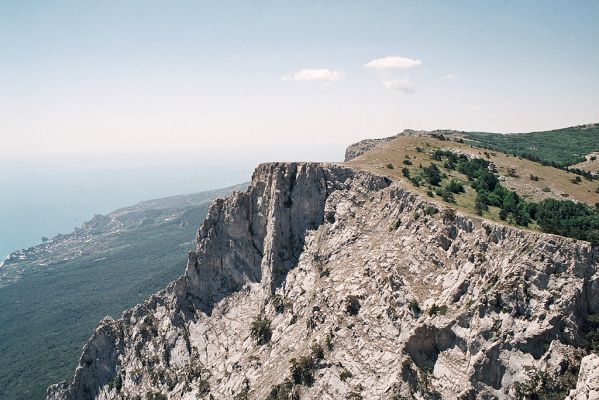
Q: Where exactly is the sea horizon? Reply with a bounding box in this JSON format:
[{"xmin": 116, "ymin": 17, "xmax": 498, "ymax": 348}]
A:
[{"xmin": 0, "ymin": 162, "xmax": 253, "ymax": 259}]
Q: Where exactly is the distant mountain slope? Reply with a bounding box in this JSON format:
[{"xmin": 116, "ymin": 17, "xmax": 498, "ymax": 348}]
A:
[
  {"xmin": 463, "ymin": 123, "xmax": 599, "ymax": 166},
  {"xmin": 0, "ymin": 183, "xmax": 246, "ymax": 400},
  {"xmin": 345, "ymin": 123, "xmax": 599, "ymax": 167}
]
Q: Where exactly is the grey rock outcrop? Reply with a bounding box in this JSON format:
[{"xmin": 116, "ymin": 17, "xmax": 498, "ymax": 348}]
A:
[
  {"xmin": 48, "ymin": 162, "xmax": 599, "ymax": 400},
  {"xmin": 566, "ymin": 354, "xmax": 599, "ymax": 399}
]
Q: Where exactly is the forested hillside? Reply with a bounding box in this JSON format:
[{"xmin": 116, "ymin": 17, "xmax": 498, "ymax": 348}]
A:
[{"xmin": 0, "ymin": 185, "xmax": 245, "ymax": 400}]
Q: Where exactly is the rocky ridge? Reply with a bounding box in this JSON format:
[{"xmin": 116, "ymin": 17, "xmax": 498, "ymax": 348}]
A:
[{"xmin": 48, "ymin": 161, "xmax": 599, "ymax": 399}]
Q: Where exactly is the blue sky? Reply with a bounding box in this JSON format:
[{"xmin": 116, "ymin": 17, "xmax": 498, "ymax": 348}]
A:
[{"xmin": 1, "ymin": 1, "xmax": 598, "ymax": 165}]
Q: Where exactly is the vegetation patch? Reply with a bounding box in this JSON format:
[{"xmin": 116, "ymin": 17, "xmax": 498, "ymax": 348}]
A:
[
  {"xmin": 420, "ymin": 149, "xmax": 599, "ymax": 243},
  {"xmin": 290, "ymin": 355, "xmax": 317, "ymax": 386},
  {"xmin": 534, "ymin": 199, "xmax": 599, "ymax": 244},
  {"xmin": 345, "ymin": 295, "xmax": 361, "ymax": 316},
  {"xmin": 265, "ymin": 380, "xmax": 298, "ymax": 400},
  {"xmin": 423, "ymin": 206, "xmax": 438, "ymax": 216},
  {"xmin": 250, "ymin": 314, "xmax": 272, "ymax": 345},
  {"xmin": 389, "ymin": 218, "xmax": 401, "ymax": 231},
  {"xmin": 464, "ymin": 124, "xmax": 599, "ymax": 167},
  {"xmin": 271, "ymin": 294, "xmax": 286, "ymax": 314},
  {"xmin": 582, "ymin": 313, "xmax": 599, "ymax": 351},
  {"xmin": 428, "ymin": 304, "xmax": 448, "ymax": 316},
  {"xmin": 340, "ymin": 369, "xmax": 353, "ymax": 382}
]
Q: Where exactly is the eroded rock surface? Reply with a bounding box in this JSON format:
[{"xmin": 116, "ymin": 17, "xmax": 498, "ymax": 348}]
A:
[{"xmin": 48, "ymin": 162, "xmax": 599, "ymax": 400}]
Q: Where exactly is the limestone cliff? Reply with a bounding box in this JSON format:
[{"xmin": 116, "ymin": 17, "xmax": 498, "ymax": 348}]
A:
[{"xmin": 48, "ymin": 162, "xmax": 599, "ymax": 400}]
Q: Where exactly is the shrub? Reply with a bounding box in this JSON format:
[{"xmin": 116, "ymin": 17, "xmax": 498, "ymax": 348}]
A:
[
  {"xmin": 402, "ymin": 159, "xmax": 412, "ymax": 166},
  {"xmin": 310, "ymin": 342, "xmax": 325, "ymax": 360},
  {"xmin": 266, "ymin": 380, "xmax": 298, "ymax": 400},
  {"xmin": 442, "ymin": 208, "xmax": 456, "ymax": 222},
  {"xmin": 446, "ymin": 179, "xmax": 465, "ymax": 194},
  {"xmin": 583, "ymin": 313, "xmax": 599, "ymax": 351},
  {"xmin": 402, "ymin": 167, "xmax": 410, "ymax": 178},
  {"xmin": 423, "ymin": 164, "xmax": 442, "ymax": 186},
  {"xmin": 424, "ymin": 206, "xmax": 438, "ymax": 216},
  {"xmin": 250, "ymin": 314, "xmax": 272, "ymax": 345},
  {"xmin": 386, "ymin": 163, "xmax": 394, "ymax": 169},
  {"xmin": 431, "ymin": 150, "xmax": 444, "ymax": 161},
  {"xmin": 108, "ymin": 375, "xmax": 123, "ymax": 392},
  {"xmin": 474, "ymin": 195, "xmax": 486, "ymax": 216},
  {"xmin": 271, "ymin": 295, "xmax": 285, "ymax": 314},
  {"xmin": 443, "ymin": 160, "xmax": 455, "ymax": 170},
  {"xmin": 389, "ymin": 219, "xmax": 401, "ymax": 231},
  {"xmin": 198, "ymin": 379, "xmax": 210, "ymax": 395},
  {"xmin": 325, "ymin": 330, "xmax": 334, "ymax": 350},
  {"xmin": 340, "ymin": 369, "xmax": 353, "ymax": 382},
  {"xmin": 233, "ymin": 385, "xmax": 250, "ymax": 400},
  {"xmin": 441, "ymin": 189, "xmax": 455, "ymax": 203},
  {"xmin": 290, "ymin": 355, "xmax": 316, "ymax": 386},
  {"xmin": 428, "ymin": 304, "xmax": 448, "ymax": 316},
  {"xmin": 345, "ymin": 296, "xmax": 361, "ymax": 316}
]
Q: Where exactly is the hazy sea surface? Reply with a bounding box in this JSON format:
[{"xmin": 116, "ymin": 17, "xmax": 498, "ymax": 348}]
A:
[{"xmin": 0, "ymin": 163, "xmax": 251, "ymax": 259}]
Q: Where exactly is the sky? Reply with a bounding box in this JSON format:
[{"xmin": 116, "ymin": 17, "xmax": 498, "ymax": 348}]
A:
[{"xmin": 1, "ymin": 1, "xmax": 599, "ymax": 167}]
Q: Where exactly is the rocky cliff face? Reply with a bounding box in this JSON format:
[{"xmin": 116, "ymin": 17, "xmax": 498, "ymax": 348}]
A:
[{"xmin": 48, "ymin": 162, "xmax": 599, "ymax": 400}]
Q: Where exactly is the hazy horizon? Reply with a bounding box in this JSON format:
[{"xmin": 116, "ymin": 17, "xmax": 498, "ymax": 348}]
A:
[
  {"xmin": 2, "ymin": 1, "xmax": 599, "ymax": 169},
  {"xmin": 0, "ymin": 162, "xmax": 256, "ymax": 259}
]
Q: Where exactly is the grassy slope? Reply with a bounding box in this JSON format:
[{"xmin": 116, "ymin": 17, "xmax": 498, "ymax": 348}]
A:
[
  {"xmin": 346, "ymin": 135, "xmax": 599, "ymax": 226},
  {"xmin": 0, "ymin": 186, "xmax": 244, "ymax": 400},
  {"xmin": 463, "ymin": 123, "xmax": 599, "ymax": 166}
]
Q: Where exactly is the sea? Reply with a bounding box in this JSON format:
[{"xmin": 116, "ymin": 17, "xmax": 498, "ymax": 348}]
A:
[{"xmin": 0, "ymin": 163, "xmax": 252, "ymax": 260}]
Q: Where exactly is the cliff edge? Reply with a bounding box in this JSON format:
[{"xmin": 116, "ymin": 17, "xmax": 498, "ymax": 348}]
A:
[{"xmin": 48, "ymin": 162, "xmax": 599, "ymax": 399}]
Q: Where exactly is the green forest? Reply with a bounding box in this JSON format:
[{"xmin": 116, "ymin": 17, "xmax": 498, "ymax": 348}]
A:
[
  {"xmin": 464, "ymin": 124, "xmax": 599, "ymax": 166},
  {"xmin": 0, "ymin": 197, "xmax": 221, "ymax": 399},
  {"xmin": 413, "ymin": 149, "xmax": 599, "ymax": 244}
]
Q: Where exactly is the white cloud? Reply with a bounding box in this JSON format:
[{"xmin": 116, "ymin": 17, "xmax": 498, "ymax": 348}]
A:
[
  {"xmin": 382, "ymin": 78, "xmax": 414, "ymax": 94},
  {"xmin": 442, "ymin": 73, "xmax": 457, "ymax": 80},
  {"xmin": 282, "ymin": 68, "xmax": 344, "ymax": 82},
  {"xmin": 364, "ymin": 56, "xmax": 422, "ymax": 70},
  {"xmin": 468, "ymin": 105, "xmax": 480, "ymax": 111}
]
